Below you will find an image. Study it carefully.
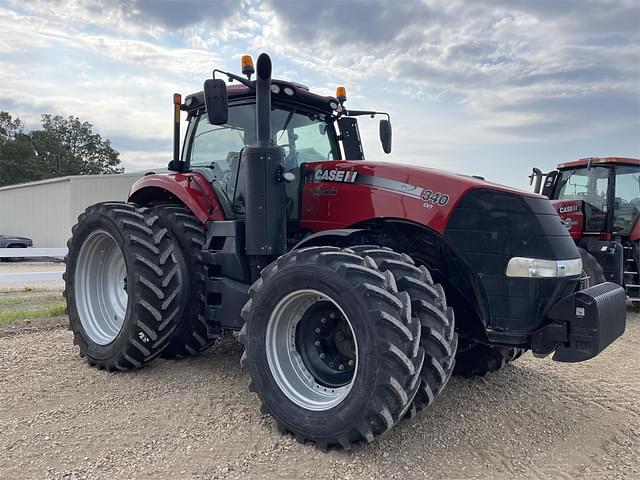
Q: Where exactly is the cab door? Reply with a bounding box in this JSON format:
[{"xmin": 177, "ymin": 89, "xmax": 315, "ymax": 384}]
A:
[
  {"xmin": 270, "ymin": 108, "xmax": 340, "ymax": 221},
  {"xmin": 184, "ymin": 103, "xmax": 256, "ymax": 218}
]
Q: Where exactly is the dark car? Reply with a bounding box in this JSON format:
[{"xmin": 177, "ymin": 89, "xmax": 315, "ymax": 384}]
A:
[{"xmin": 0, "ymin": 235, "xmax": 33, "ymax": 261}]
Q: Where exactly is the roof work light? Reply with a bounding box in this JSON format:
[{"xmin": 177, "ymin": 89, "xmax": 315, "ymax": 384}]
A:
[{"xmin": 242, "ymin": 55, "xmax": 255, "ymax": 79}]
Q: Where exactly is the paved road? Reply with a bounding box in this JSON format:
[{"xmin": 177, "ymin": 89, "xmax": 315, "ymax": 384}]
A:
[
  {"xmin": 0, "ymin": 261, "xmax": 64, "ymax": 290},
  {"xmin": 1, "ymin": 310, "xmax": 638, "ymax": 480}
]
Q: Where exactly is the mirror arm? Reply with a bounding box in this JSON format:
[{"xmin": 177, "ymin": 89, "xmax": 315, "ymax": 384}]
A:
[
  {"xmin": 212, "ymin": 69, "xmax": 254, "ymax": 89},
  {"xmin": 345, "ymin": 110, "xmax": 390, "ymax": 121}
]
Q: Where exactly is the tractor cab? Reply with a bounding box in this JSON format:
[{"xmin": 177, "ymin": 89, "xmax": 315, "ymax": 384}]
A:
[
  {"xmin": 171, "ymin": 56, "xmax": 391, "ymax": 223},
  {"xmin": 531, "ymin": 157, "xmax": 640, "ymax": 240},
  {"xmin": 530, "ymin": 157, "xmax": 640, "ymax": 303}
]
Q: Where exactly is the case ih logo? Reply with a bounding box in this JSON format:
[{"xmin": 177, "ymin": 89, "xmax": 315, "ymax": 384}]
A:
[
  {"xmin": 558, "ymin": 204, "xmax": 579, "ymax": 214},
  {"xmin": 314, "ymin": 169, "xmax": 358, "ymax": 183}
]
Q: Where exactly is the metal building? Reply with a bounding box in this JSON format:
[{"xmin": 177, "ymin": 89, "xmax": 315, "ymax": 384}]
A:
[{"xmin": 0, "ymin": 173, "xmax": 146, "ymax": 247}]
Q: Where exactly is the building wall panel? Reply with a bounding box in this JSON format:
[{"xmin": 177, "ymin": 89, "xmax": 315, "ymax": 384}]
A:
[{"xmin": 0, "ymin": 174, "xmax": 143, "ymax": 247}]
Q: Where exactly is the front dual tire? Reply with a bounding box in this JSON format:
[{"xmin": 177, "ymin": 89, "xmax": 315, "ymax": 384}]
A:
[{"xmin": 239, "ymin": 246, "xmax": 456, "ymax": 450}]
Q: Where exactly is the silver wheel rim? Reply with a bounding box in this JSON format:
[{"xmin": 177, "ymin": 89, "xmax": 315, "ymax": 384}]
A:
[
  {"xmin": 265, "ymin": 289, "xmax": 358, "ymax": 411},
  {"xmin": 75, "ymin": 230, "xmax": 128, "ymax": 345}
]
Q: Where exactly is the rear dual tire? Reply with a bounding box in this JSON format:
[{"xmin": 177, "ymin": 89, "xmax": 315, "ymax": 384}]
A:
[
  {"xmin": 64, "ymin": 202, "xmax": 186, "ymax": 370},
  {"xmin": 149, "ymin": 205, "xmax": 215, "ymax": 359}
]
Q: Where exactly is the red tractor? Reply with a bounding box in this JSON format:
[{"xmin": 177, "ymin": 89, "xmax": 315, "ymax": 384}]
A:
[
  {"xmin": 530, "ymin": 157, "xmax": 640, "ymax": 306},
  {"xmin": 64, "ymin": 54, "xmax": 626, "ymax": 450}
]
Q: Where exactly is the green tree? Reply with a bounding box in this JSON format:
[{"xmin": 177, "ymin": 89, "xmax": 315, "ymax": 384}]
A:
[
  {"xmin": 0, "ymin": 111, "xmax": 124, "ymax": 187},
  {"xmin": 0, "ymin": 112, "xmax": 44, "ymax": 187},
  {"xmin": 0, "ymin": 133, "xmax": 46, "ymax": 187},
  {"xmin": 32, "ymin": 114, "xmax": 123, "ymax": 177},
  {"xmin": 0, "ymin": 111, "xmax": 24, "ymax": 142}
]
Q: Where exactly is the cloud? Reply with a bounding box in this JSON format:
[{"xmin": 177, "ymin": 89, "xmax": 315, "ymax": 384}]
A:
[
  {"xmin": 119, "ymin": 0, "xmax": 238, "ymax": 29},
  {"xmin": 265, "ymin": 0, "xmax": 437, "ymax": 46},
  {"xmin": 257, "ymin": 0, "xmax": 639, "ymax": 142},
  {"xmin": 0, "ymin": 0, "xmax": 637, "ymax": 180}
]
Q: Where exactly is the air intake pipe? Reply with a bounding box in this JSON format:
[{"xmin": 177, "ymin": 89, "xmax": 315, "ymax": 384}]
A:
[{"xmin": 243, "ymin": 53, "xmax": 287, "ymax": 280}]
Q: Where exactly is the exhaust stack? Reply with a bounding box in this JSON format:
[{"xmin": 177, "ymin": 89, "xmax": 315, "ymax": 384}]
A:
[{"xmin": 243, "ymin": 53, "xmax": 287, "ymax": 279}]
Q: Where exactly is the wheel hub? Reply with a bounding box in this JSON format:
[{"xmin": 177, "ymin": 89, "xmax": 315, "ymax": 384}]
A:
[
  {"xmin": 265, "ymin": 289, "xmax": 358, "ymax": 411},
  {"xmin": 296, "ymin": 302, "xmax": 356, "ymax": 388}
]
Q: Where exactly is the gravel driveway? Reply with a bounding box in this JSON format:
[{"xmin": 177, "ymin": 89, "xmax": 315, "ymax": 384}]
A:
[{"xmin": 1, "ymin": 309, "xmax": 638, "ymax": 480}]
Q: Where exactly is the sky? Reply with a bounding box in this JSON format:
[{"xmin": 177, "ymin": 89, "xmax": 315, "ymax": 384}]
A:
[{"xmin": 0, "ymin": 0, "xmax": 638, "ymax": 190}]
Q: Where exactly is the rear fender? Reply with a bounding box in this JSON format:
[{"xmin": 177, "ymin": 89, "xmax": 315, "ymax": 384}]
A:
[{"xmin": 128, "ymin": 172, "xmax": 225, "ymax": 223}]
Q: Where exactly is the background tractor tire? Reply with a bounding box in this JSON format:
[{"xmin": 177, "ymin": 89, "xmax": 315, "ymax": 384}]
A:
[
  {"xmin": 239, "ymin": 246, "xmax": 424, "ymax": 450},
  {"xmin": 64, "ymin": 202, "xmax": 186, "ymax": 371},
  {"xmin": 453, "ymin": 341, "xmax": 525, "ymax": 378},
  {"xmin": 150, "ymin": 204, "xmax": 215, "ymax": 359},
  {"xmin": 348, "ymin": 246, "xmax": 457, "ymax": 417},
  {"xmin": 578, "ymin": 247, "xmax": 606, "ymax": 288}
]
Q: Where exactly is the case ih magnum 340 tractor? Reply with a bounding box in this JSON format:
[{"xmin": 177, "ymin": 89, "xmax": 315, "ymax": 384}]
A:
[
  {"xmin": 530, "ymin": 157, "xmax": 640, "ymax": 307},
  {"xmin": 64, "ymin": 54, "xmax": 627, "ymax": 450}
]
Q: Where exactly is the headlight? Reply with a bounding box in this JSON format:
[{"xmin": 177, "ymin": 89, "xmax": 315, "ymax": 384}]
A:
[{"xmin": 505, "ymin": 257, "xmax": 582, "ymax": 278}]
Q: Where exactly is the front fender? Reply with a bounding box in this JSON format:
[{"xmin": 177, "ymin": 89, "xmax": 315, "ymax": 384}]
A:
[
  {"xmin": 128, "ymin": 172, "xmax": 225, "ymax": 223},
  {"xmin": 293, "ymin": 229, "xmax": 365, "ymax": 250}
]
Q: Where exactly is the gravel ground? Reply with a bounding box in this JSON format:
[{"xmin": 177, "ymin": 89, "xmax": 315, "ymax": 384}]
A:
[{"xmin": 0, "ymin": 308, "xmax": 638, "ymax": 480}]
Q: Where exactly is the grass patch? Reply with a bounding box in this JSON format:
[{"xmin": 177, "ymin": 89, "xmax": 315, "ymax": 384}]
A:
[
  {"xmin": 0, "ymin": 294, "xmax": 64, "ymax": 307},
  {"xmin": 0, "ymin": 302, "xmax": 66, "ymax": 326}
]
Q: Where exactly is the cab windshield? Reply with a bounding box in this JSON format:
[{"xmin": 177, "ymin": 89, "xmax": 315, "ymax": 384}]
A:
[
  {"xmin": 188, "ymin": 103, "xmax": 338, "ymax": 168},
  {"xmin": 556, "ymin": 165, "xmax": 640, "ymax": 234},
  {"xmin": 186, "ymin": 103, "xmax": 339, "ymax": 213},
  {"xmin": 556, "ymin": 166, "xmax": 610, "ymax": 232}
]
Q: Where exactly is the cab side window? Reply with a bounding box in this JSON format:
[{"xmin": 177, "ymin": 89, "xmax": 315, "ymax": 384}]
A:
[
  {"xmin": 272, "ymin": 110, "xmax": 337, "ymax": 171},
  {"xmin": 188, "ymin": 104, "xmax": 255, "ymax": 211}
]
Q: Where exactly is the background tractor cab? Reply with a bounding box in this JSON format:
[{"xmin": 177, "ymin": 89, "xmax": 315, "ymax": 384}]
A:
[{"xmin": 530, "ymin": 157, "xmax": 640, "ymax": 305}]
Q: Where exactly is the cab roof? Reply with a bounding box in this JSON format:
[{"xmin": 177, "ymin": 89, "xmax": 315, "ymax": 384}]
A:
[
  {"xmin": 557, "ymin": 157, "xmax": 640, "ymax": 170},
  {"xmin": 183, "ymin": 80, "xmax": 340, "ymax": 116}
]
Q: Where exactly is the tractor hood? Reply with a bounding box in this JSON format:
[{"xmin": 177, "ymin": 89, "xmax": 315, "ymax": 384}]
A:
[
  {"xmin": 300, "ymin": 160, "xmax": 547, "ymax": 235},
  {"xmin": 345, "ymin": 160, "xmax": 537, "ymax": 199}
]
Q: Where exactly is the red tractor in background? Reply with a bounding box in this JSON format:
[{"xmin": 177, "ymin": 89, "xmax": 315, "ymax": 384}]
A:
[
  {"xmin": 530, "ymin": 157, "xmax": 640, "ymax": 307},
  {"xmin": 64, "ymin": 54, "xmax": 626, "ymax": 450}
]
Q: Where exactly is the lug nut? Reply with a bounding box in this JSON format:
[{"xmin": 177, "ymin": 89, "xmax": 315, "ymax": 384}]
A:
[
  {"xmin": 320, "ymin": 317, "xmax": 326, "ymax": 324},
  {"xmin": 329, "ymin": 362, "xmax": 334, "ymax": 367},
  {"xmin": 348, "ymin": 360, "xmax": 354, "ymax": 367},
  {"xmin": 319, "ymin": 353, "xmax": 325, "ymax": 359},
  {"xmin": 329, "ymin": 312, "xmax": 336, "ymax": 319},
  {"xmin": 314, "ymin": 340, "xmax": 320, "ymax": 347},
  {"xmin": 338, "ymin": 364, "xmax": 345, "ymax": 371},
  {"xmin": 314, "ymin": 328, "xmax": 321, "ymax": 334}
]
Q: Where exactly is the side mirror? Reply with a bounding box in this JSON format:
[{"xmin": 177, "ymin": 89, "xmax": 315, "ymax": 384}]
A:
[
  {"xmin": 379, "ymin": 119, "xmax": 392, "ymax": 154},
  {"xmin": 529, "ymin": 167, "xmax": 543, "ymax": 193},
  {"xmin": 541, "ymin": 170, "xmax": 559, "ymax": 198},
  {"xmin": 204, "ymin": 79, "xmax": 228, "ymax": 125}
]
